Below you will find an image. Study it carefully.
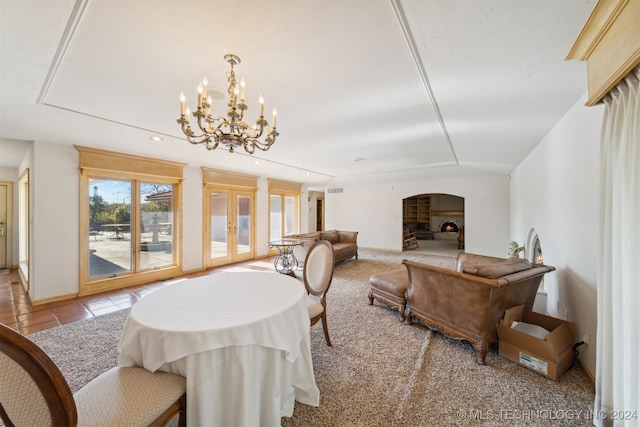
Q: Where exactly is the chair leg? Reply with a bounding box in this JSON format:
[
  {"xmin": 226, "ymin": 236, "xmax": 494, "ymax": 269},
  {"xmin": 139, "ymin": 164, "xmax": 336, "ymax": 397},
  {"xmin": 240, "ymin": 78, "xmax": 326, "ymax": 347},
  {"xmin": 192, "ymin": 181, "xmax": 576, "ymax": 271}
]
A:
[
  {"xmin": 321, "ymin": 314, "xmax": 332, "ymax": 346},
  {"xmin": 178, "ymin": 394, "xmax": 187, "ymax": 427}
]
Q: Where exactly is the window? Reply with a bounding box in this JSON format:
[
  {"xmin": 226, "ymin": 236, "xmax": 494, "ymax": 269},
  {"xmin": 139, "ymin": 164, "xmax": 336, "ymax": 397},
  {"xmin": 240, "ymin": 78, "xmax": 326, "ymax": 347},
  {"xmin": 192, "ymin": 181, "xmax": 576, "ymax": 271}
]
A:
[
  {"xmin": 268, "ymin": 179, "xmax": 301, "ymax": 242},
  {"xmin": 78, "ymin": 146, "xmax": 184, "ymax": 295},
  {"xmin": 269, "ymin": 194, "xmax": 283, "ymax": 240},
  {"xmin": 139, "ymin": 183, "xmax": 175, "ymax": 270},
  {"xmin": 88, "ymin": 179, "xmax": 133, "ymax": 278}
]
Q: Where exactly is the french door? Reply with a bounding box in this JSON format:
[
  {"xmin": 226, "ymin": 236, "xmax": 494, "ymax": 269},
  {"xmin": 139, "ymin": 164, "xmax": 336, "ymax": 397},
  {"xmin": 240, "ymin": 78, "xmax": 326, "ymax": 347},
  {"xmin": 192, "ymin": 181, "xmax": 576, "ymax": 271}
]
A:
[{"xmin": 205, "ymin": 186, "xmax": 255, "ymax": 267}]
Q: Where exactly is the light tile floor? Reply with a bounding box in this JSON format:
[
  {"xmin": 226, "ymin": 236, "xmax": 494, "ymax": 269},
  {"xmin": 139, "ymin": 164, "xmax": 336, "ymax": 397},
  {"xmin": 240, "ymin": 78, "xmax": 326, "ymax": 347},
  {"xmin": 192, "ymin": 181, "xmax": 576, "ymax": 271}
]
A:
[{"xmin": 0, "ymin": 258, "xmax": 277, "ymax": 335}]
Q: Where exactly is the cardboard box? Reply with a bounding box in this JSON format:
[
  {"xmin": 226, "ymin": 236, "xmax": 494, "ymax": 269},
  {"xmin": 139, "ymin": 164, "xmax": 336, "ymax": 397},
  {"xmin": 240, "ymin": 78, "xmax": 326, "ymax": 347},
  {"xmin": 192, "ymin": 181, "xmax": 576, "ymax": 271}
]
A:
[{"xmin": 497, "ymin": 307, "xmax": 575, "ymax": 381}]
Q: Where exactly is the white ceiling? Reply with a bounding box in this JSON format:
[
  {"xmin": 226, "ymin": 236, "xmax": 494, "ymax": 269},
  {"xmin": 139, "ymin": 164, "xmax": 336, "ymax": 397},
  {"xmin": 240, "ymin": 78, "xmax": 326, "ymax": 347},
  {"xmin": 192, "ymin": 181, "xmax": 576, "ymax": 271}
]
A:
[{"xmin": 0, "ymin": 0, "xmax": 595, "ymax": 186}]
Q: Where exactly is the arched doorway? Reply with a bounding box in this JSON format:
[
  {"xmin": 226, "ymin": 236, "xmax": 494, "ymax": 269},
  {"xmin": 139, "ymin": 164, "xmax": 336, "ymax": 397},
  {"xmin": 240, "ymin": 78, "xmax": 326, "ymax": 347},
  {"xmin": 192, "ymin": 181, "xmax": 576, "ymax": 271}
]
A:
[{"xmin": 402, "ymin": 193, "xmax": 465, "ymax": 254}]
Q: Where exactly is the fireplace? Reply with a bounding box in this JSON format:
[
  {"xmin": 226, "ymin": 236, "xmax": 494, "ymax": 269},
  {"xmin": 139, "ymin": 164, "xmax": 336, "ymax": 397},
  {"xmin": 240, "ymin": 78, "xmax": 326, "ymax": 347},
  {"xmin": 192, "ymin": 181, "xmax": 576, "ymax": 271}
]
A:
[{"xmin": 440, "ymin": 221, "xmax": 459, "ymax": 233}]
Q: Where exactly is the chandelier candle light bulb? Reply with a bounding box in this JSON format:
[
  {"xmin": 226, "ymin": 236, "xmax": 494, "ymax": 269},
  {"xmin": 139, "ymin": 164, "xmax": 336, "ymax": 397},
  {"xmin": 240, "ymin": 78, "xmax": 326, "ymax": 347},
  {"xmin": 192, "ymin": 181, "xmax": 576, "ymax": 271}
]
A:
[
  {"xmin": 176, "ymin": 53, "xmax": 279, "ymax": 154},
  {"xmin": 202, "ymin": 76, "xmax": 208, "ymax": 98},
  {"xmin": 232, "ymin": 85, "xmax": 239, "ymax": 108},
  {"xmin": 179, "ymin": 91, "xmax": 186, "ymax": 116}
]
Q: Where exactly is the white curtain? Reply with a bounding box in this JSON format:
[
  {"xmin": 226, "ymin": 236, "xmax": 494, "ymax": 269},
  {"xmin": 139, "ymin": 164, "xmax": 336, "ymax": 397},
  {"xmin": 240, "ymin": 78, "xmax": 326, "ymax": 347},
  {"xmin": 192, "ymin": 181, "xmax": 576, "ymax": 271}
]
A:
[{"xmin": 595, "ymin": 65, "xmax": 640, "ymax": 427}]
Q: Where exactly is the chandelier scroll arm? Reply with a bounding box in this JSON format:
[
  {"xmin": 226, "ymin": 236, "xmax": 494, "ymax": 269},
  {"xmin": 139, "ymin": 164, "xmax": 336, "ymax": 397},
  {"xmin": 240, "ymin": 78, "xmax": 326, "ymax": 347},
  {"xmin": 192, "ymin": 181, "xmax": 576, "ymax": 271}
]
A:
[{"xmin": 176, "ymin": 117, "xmax": 219, "ymax": 150}]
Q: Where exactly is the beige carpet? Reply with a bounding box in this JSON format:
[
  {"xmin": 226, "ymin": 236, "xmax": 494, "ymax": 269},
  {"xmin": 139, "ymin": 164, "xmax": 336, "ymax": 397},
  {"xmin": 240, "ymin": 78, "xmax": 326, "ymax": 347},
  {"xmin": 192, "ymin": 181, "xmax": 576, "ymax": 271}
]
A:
[{"xmin": 28, "ymin": 248, "xmax": 595, "ymax": 426}]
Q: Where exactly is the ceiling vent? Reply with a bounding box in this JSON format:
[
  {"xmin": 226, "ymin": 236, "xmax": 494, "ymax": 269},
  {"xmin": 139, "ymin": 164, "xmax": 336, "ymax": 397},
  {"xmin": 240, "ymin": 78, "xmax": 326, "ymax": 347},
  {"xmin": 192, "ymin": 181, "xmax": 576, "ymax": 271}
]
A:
[{"xmin": 327, "ymin": 188, "xmax": 344, "ymax": 194}]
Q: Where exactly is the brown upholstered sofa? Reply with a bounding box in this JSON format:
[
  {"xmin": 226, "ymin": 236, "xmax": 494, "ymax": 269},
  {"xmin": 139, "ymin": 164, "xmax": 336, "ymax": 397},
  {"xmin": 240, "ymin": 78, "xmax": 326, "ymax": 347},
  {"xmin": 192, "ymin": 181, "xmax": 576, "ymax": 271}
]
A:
[
  {"xmin": 403, "ymin": 253, "xmax": 555, "ymax": 364},
  {"xmin": 284, "ymin": 230, "xmax": 358, "ymax": 266}
]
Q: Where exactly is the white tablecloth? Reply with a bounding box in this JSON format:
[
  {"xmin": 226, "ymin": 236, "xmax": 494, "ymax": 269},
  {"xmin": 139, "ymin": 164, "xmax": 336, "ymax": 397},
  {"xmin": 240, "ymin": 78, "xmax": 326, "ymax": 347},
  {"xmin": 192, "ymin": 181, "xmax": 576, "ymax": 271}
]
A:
[{"xmin": 117, "ymin": 271, "xmax": 319, "ymax": 426}]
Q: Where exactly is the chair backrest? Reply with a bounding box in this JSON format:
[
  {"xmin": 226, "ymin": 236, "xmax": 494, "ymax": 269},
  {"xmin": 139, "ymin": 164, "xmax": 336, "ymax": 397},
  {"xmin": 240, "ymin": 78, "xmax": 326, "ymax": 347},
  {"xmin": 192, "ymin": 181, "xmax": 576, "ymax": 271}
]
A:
[
  {"xmin": 0, "ymin": 323, "xmax": 77, "ymax": 426},
  {"xmin": 303, "ymin": 240, "xmax": 335, "ymax": 297}
]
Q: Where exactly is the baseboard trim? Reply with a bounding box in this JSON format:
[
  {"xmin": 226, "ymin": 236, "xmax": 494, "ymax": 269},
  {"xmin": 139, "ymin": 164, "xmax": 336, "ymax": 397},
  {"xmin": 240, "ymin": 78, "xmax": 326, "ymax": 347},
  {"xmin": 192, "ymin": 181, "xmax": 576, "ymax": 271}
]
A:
[
  {"xmin": 577, "ymin": 357, "xmax": 596, "ymax": 391},
  {"xmin": 32, "ymin": 292, "xmax": 79, "ymax": 306},
  {"xmin": 180, "ymin": 266, "xmax": 207, "ymax": 275}
]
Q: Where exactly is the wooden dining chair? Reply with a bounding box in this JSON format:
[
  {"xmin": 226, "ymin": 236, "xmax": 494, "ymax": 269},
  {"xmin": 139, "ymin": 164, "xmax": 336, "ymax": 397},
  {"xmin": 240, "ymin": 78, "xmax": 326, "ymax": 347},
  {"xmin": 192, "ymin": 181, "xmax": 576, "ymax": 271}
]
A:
[
  {"xmin": 303, "ymin": 240, "xmax": 336, "ymax": 346},
  {"xmin": 0, "ymin": 323, "xmax": 186, "ymax": 427}
]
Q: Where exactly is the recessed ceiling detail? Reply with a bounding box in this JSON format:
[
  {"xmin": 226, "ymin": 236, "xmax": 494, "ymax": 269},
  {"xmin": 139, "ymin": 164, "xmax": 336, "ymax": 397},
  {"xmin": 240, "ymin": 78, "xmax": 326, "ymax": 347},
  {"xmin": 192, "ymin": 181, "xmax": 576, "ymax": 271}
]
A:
[{"xmin": 0, "ymin": 0, "xmax": 595, "ymax": 185}]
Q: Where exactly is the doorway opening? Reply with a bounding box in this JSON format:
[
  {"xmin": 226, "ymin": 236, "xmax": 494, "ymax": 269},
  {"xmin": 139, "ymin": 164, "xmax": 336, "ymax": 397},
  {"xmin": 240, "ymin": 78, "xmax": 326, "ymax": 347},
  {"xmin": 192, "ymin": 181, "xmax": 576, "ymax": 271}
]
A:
[
  {"xmin": 316, "ymin": 198, "xmax": 324, "ymax": 231},
  {"xmin": 402, "ymin": 193, "xmax": 464, "ymax": 255},
  {"xmin": 0, "ymin": 181, "xmax": 13, "ymax": 272}
]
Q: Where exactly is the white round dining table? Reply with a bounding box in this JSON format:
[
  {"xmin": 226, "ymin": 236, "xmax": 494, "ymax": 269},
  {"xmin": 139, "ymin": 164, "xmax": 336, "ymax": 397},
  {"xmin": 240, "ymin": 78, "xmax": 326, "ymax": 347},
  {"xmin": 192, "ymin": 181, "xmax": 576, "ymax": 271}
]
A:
[{"xmin": 117, "ymin": 271, "xmax": 319, "ymax": 426}]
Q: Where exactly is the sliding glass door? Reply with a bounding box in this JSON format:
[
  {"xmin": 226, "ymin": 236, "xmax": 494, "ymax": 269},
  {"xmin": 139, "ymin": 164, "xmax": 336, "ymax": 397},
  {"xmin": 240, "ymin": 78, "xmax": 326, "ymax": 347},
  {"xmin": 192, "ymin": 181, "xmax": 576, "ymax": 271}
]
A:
[
  {"xmin": 77, "ymin": 146, "xmax": 184, "ymax": 295},
  {"xmin": 87, "ymin": 179, "xmax": 177, "ymax": 279}
]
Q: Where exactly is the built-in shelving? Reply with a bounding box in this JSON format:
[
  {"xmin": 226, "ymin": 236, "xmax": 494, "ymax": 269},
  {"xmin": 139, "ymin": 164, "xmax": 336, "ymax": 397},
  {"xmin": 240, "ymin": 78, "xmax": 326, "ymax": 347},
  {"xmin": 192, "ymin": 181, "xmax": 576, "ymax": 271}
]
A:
[{"xmin": 403, "ymin": 195, "xmax": 431, "ymax": 229}]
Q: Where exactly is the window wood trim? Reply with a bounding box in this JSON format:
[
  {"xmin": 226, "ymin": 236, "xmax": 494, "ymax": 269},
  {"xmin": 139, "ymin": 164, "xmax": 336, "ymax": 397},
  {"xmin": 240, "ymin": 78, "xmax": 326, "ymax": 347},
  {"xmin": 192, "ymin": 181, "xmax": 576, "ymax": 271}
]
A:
[
  {"xmin": 202, "ymin": 167, "xmax": 258, "ymax": 188},
  {"xmin": 567, "ymin": 0, "xmax": 640, "ymax": 106},
  {"xmin": 268, "ymin": 178, "xmax": 302, "ymax": 193},
  {"xmin": 76, "ymin": 145, "xmax": 186, "ymax": 179},
  {"xmin": 77, "ymin": 148, "xmax": 185, "ymax": 296}
]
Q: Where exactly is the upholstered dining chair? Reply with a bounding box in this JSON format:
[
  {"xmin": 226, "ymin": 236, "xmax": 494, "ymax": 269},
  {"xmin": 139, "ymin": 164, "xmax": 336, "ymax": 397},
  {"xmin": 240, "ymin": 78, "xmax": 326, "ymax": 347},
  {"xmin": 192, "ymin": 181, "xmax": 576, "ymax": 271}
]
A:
[
  {"xmin": 0, "ymin": 323, "xmax": 186, "ymax": 427},
  {"xmin": 303, "ymin": 239, "xmax": 336, "ymax": 346}
]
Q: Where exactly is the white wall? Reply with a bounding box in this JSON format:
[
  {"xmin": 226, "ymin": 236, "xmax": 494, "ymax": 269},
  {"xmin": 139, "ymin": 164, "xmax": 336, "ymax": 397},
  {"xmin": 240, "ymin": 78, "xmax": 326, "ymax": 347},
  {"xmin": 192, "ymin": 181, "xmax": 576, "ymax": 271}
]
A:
[
  {"xmin": 31, "ymin": 142, "xmax": 79, "ymax": 301},
  {"xmin": 510, "ymin": 92, "xmax": 603, "ymax": 375},
  {"xmin": 256, "ymin": 177, "xmax": 270, "ymax": 257},
  {"xmin": 324, "ymin": 171, "xmax": 510, "ymax": 256},
  {"xmin": 182, "ymin": 165, "xmax": 203, "ymax": 272}
]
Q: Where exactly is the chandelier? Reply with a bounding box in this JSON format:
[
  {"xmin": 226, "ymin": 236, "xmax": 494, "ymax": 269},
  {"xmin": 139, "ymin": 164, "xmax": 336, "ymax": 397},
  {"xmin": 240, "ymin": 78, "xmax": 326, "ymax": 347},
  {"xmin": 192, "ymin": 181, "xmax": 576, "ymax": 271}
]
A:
[{"xmin": 177, "ymin": 54, "xmax": 278, "ymax": 154}]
